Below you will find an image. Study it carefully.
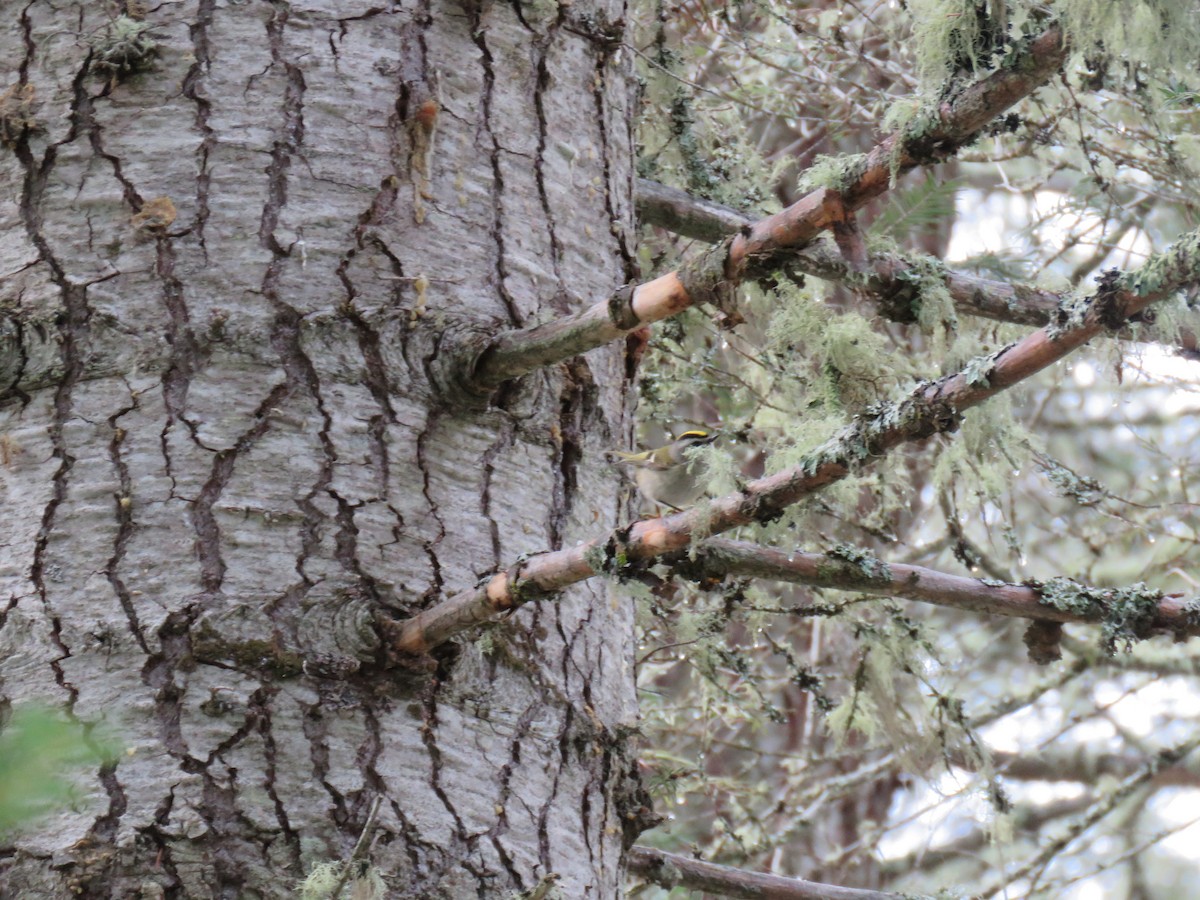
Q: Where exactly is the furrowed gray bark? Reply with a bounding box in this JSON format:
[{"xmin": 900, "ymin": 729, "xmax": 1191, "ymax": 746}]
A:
[{"xmin": 0, "ymin": 2, "xmax": 643, "ymax": 895}]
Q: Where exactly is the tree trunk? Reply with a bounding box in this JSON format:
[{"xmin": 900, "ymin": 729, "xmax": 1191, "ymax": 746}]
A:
[{"xmin": 0, "ymin": 1, "xmax": 642, "ymax": 896}]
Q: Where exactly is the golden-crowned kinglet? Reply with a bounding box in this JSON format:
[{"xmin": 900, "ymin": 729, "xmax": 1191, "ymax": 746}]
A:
[{"xmin": 610, "ymin": 430, "xmax": 717, "ymax": 512}]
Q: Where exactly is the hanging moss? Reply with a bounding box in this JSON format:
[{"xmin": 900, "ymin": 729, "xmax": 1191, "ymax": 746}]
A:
[
  {"xmin": 796, "ymin": 152, "xmax": 870, "ymax": 196},
  {"xmin": 910, "ymin": 0, "xmax": 983, "ymax": 82},
  {"xmin": 1059, "ymin": 0, "xmax": 1200, "ymax": 79}
]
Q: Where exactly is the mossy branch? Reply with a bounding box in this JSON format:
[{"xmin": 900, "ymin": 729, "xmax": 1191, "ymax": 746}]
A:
[
  {"xmin": 462, "ymin": 25, "xmax": 1067, "ymax": 395},
  {"xmin": 390, "ymin": 223, "xmax": 1200, "ymax": 656}
]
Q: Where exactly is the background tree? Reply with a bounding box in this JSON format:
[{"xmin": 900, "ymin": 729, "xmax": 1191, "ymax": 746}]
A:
[{"xmin": 2, "ymin": 3, "xmax": 1200, "ymax": 900}]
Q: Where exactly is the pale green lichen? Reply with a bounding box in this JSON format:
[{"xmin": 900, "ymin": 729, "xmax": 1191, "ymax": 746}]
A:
[
  {"xmin": 90, "ymin": 16, "xmax": 158, "ymax": 80},
  {"xmin": 299, "ymin": 861, "xmax": 386, "ymax": 899},
  {"xmin": 1060, "ymin": 0, "xmax": 1200, "ymax": 78},
  {"xmin": 870, "ymin": 244, "xmax": 960, "ymax": 336},
  {"xmin": 961, "ymin": 352, "xmax": 997, "ymax": 388},
  {"xmin": 583, "ymin": 542, "xmax": 610, "ymax": 575},
  {"xmin": 819, "ymin": 544, "xmax": 893, "ymax": 585},
  {"xmin": 767, "ymin": 280, "xmax": 906, "ymax": 411},
  {"xmin": 1037, "ymin": 577, "xmax": 1163, "ymax": 654},
  {"xmin": 907, "ymin": 0, "xmax": 990, "ymax": 87},
  {"xmin": 796, "ymin": 152, "xmax": 870, "ymax": 195},
  {"xmin": 1038, "ymin": 454, "xmax": 1106, "ymax": 505},
  {"xmin": 1119, "ymin": 228, "xmax": 1200, "ymax": 298},
  {"xmin": 1047, "ymin": 285, "xmax": 1093, "ymax": 340}
]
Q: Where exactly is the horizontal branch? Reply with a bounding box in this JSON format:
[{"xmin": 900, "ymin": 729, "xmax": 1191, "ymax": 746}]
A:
[
  {"xmin": 468, "ymin": 26, "xmax": 1067, "ymax": 392},
  {"xmin": 637, "ymin": 180, "xmax": 1200, "ymax": 346},
  {"xmin": 626, "ymin": 846, "xmax": 907, "ymax": 900},
  {"xmin": 677, "ymin": 538, "xmax": 1198, "ymax": 638},
  {"xmin": 637, "ymin": 177, "xmax": 1060, "ymax": 325},
  {"xmin": 986, "ymin": 747, "xmax": 1200, "ymax": 788},
  {"xmin": 391, "ymin": 227, "xmax": 1200, "ymax": 655},
  {"xmin": 879, "ymin": 796, "xmax": 1093, "ymax": 878},
  {"xmin": 635, "ymin": 177, "xmax": 756, "ymax": 243}
]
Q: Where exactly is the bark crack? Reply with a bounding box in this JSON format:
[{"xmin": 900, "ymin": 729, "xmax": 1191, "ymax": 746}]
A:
[
  {"xmin": 466, "ymin": 6, "xmax": 522, "ymax": 326},
  {"xmin": 590, "ymin": 41, "xmax": 636, "ymax": 279},
  {"xmin": 487, "ymin": 700, "xmax": 539, "ymax": 891},
  {"xmin": 535, "ymin": 704, "xmax": 572, "ymax": 874},
  {"xmin": 254, "ymin": 686, "xmax": 304, "ymax": 868},
  {"xmin": 419, "ymin": 682, "xmax": 469, "ymax": 841},
  {"xmin": 414, "ymin": 409, "xmax": 447, "ymax": 602},
  {"xmin": 182, "ymin": 0, "xmax": 216, "ymax": 256},
  {"xmin": 14, "ymin": 55, "xmax": 96, "ymax": 707},
  {"xmin": 300, "ymin": 695, "xmax": 350, "ymax": 825},
  {"xmin": 531, "ymin": 14, "xmax": 567, "ymax": 297},
  {"xmin": 190, "ymin": 382, "xmax": 290, "ymax": 594},
  {"xmin": 104, "ymin": 387, "xmax": 150, "ymax": 654},
  {"xmin": 479, "ymin": 419, "xmax": 516, "ymax": 568},
  {"xmin": 336, "ymin": 236, "xmax": 400, "ymax": 504}
]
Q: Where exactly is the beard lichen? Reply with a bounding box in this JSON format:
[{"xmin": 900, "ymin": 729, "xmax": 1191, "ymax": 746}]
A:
[{"xmin": 796, "ymin": 152, "xmax": 870, "ymax": 196}]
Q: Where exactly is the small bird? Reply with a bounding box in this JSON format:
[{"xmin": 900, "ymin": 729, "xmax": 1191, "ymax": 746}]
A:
[{"xmin": 610, "ymin": 430, "xmax": 718, "ymax": 513}]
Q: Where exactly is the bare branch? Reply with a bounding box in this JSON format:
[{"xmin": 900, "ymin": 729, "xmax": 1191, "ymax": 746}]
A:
[
  {"xmin": 391, "ymin": 225, "xmax": 1200, "ymax": 655},
  {"xmin": 879, "ymin": 796, "xmax": 1094, "ymax": 878},
  {"xmin": 983, "ymin": 748, "xmax": 1200, "ymax": 788},
  {"xmin": 626, "ymin": 845, "xmax": 909, "ymax": 900},
  {"xmin": 468, "ymin": 27, "xmax": 1068, "ymax": 393},
  {"xmin": 636, "ymin": 177, "xmax": 755, "ymax": 242}
]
